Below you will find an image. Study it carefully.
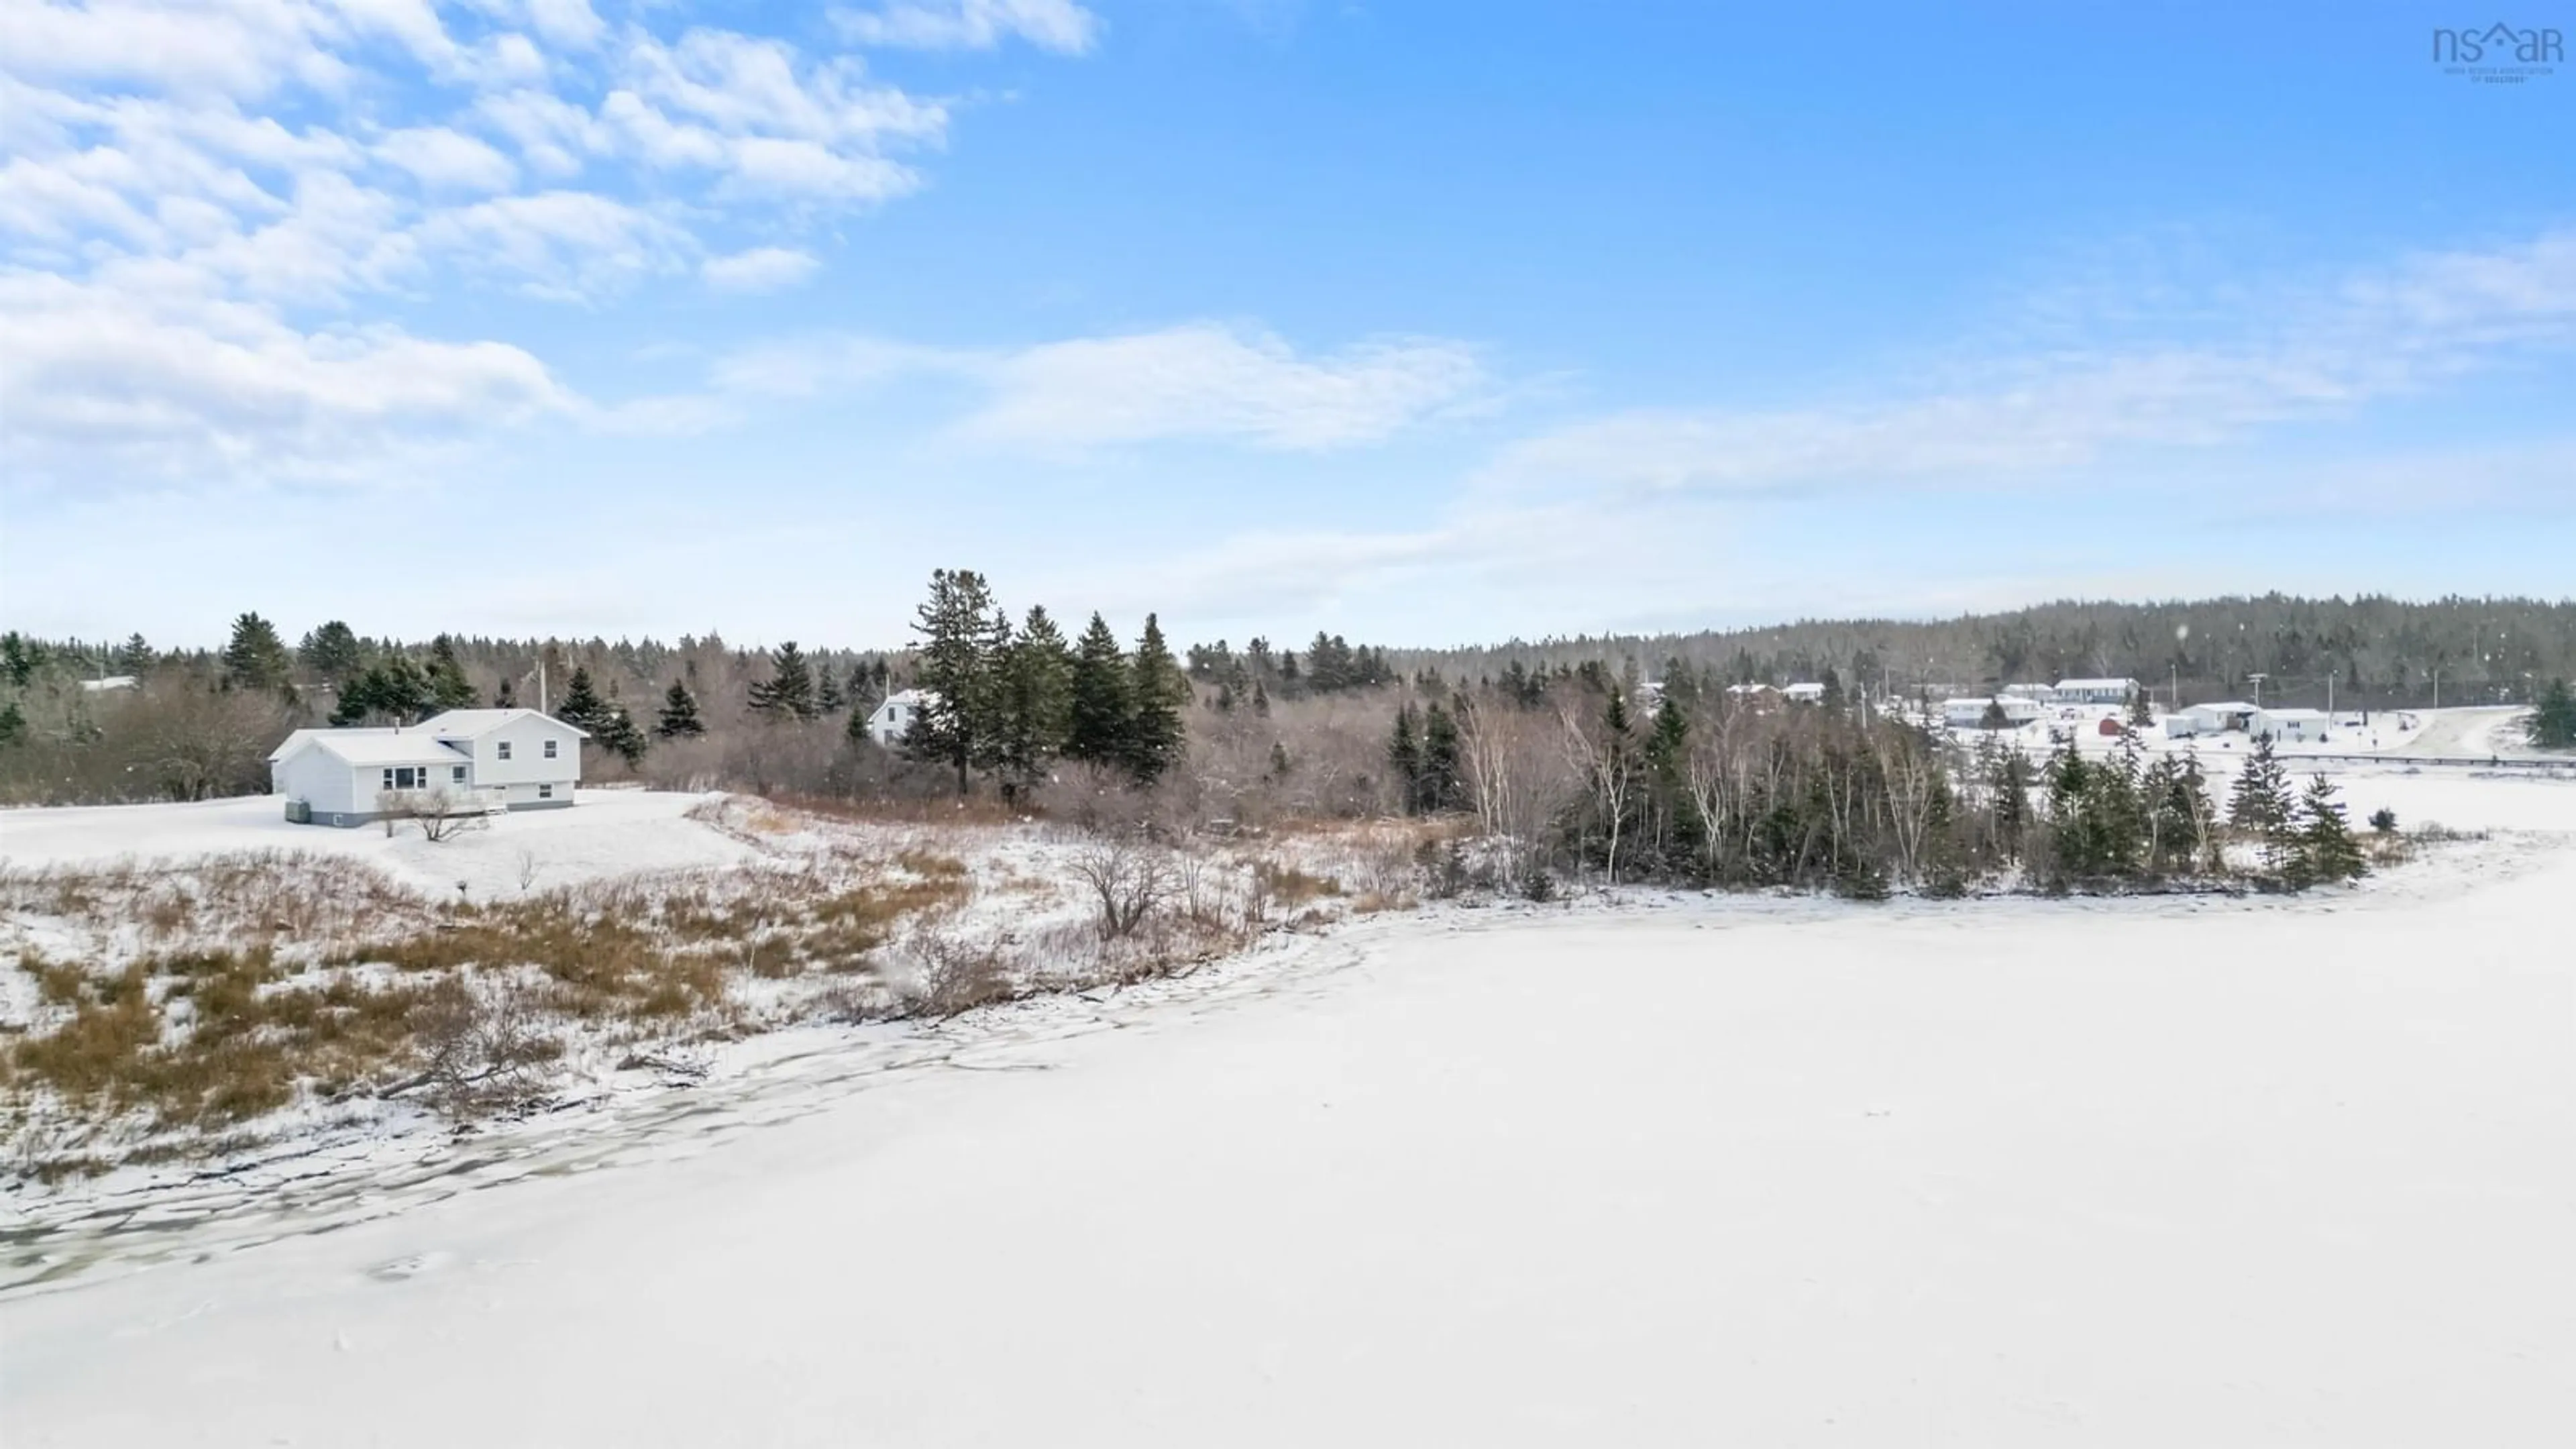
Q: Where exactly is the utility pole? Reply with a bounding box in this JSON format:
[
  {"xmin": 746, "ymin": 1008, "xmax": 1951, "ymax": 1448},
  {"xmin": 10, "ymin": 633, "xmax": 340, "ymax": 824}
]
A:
[
  {"xmin": 2248, "ymin": 672, "xmax": 2268, "ymax": 710},
  {"xmin": 2432, "ymin": 667, "xmax": 2440, "ymax": 712}
]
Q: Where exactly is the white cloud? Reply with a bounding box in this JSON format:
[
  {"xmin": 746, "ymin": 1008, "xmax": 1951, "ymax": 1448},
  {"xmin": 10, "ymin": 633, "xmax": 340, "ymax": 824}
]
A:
[
  {"xmin": 716, "ymin": 323, "xmax": 1491, "ymax": 451},
  {"xmin": 1482, "ymin": 230, "xmax": 2576, "ymax": 500},
  {"xmin": 412, "ymin": 191, "xmax": 690, "ymax": 298},
  {"xmin": 701, "ymin": 245, "xmax": 818, "ymax": 293},
  {"xmin": 376, "ymin": 125, "xmax": 519, "ymax": 193},
  {"xmin": 0, "ymin": 270, "xmax": 569, "ymax": 487},
  {"xmin": 2, "ymin": 1, "xmax": 1087, "ymax": 495},
  {"xmin": 832, "ymin": 0, "xmax": 1101, "ymax": 54}
]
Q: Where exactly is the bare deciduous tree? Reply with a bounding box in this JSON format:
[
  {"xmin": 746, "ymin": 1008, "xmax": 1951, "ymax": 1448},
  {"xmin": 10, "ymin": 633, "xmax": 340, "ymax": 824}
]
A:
[{"xmin": 1071, "ymin": 839, "xmax": 1173, "ymax": 941}]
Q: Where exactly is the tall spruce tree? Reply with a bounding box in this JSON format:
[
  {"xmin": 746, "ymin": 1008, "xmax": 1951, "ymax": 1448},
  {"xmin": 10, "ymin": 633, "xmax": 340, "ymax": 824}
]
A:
[
  {"xmin": 221, "ymin": 612, "xmax": 292, "ymax": 694},
  {"xmin": 1124, "ymin": 613, "xmax": 1189, "ymax": 785},
  {"xmin": 1065, "ymin": 612, "xmax": 1131, "ymax": 767},
  {"xmin": 2292, "ymin": 773, "xmax": 2367, "ymax": 886},
  {"xmin": 115, "ymin": 633, "xmax": 156, "ymax": 676},
  {"xmin": 908, "ymin": 570, "xmax": 1008, "ymax": 792},
  {"xmin": 748, "ymin": 641, "xmax": 818, "ymax": 722},
  {"xmin": 2529, "ymin": 678, "xmax": 2576, "ymax": 749},
  {"xmin": 815, "ymin": 665, "xmax": 847, "ymax": 715},
  {"xmin": 427, "ymin": 636, "xmax": 478, "ymax": 710},
  {"xmin": 1421, "ymin": 698, "xmax": 1465, "ymax": 814},
  {"xmin": 1387, "ymin": 703, "xmax": 1424, "ymax": 812},
  {"xmin": 655, "ymin": 680, "xmax": 706, "ymax": 738},
  {"xmin": 2226, "ymin": 734, "xmax": 2294, "ymax": 837},
  {"xmin": 994, "ymin": 605, "xmax": 1073, "ymax": 798},
  {"xmin": 555, "ymin": 667, "xmax": 610, "ymax": 735},
  {"xmin": 600, "ymin": 704, "xmax": 649, "ymax": 766},
  {"xmin": 299, "ymin": 620, "xmax": 363, "ymax": 686}
]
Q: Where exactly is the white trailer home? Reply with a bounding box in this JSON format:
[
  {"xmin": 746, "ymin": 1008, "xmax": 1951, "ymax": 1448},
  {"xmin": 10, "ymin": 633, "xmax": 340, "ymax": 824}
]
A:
[
  {"xmin": 2050, "ymin": 678, "xmax": 2141, "ymax": 706},
  {"xmin": 2252, "ymin": 707, "xmax": 2331, "ymax": 744},
  {"xmin": 1943, "ymin": 696, "xmax": 2043, "ymax": 729},
  {"xmin": 268, "ymin": 708, "xmax": 587, "ymax": 827},
  {"xmin": 2169, "ymin": 701, "xmax": 2259, "ymax": 737}
]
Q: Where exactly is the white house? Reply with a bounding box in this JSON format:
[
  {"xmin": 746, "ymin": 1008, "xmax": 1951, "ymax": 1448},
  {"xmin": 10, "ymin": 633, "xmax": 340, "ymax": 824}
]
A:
[
  {"xmin": 2171, "ymin": 701, "xmax": 2259, "ymax": 737},
  {"xmin": 1782, "ymin": 682, "xmax": 1827, "ymax": 704},
  {"xmin": 2050, "ymin": 678, "xmax": 2141, "ymax": 706},
  {"xmin": 267, "ymin": 708, "xmax": 587, "ymax": 828},
  {"xmin": 862, "ymin": 689, "xmax": 938, "ymax": 748},
  {"xmin": 1943, "ymin": 696, "xmax": 2043, "ymax": 729},
  {"xmin": 79, "ymin": 675, "xmax": 139, "ymax": 694},
  {"xmin": 2252, "ymin": 707, "xmax": 2330, "ymax": 743}
]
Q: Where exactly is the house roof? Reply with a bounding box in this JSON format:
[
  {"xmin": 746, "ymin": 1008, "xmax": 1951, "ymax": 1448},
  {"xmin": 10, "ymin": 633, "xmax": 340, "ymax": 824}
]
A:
[
  {"xmin": 2053, "ymin": 678, "xmax": 2139, "ymax": 690},
  {"xmin": 873, "ymin": 689, "xmax": 936, "ymax": 712},
  {"xmin": 2259, "ymin": 708, "xmax": 2330, "ymax": 720},
  {"xmin": 2187, "ymin": 701, "xmax": 2258, "ymax": 713},
  {"xmin": 418, "ymin": 708, "xmax": 590, "ymax": 739},
  {"xmin": 268, "ymin": 728, "xmax": 468, "ymax": 767}
]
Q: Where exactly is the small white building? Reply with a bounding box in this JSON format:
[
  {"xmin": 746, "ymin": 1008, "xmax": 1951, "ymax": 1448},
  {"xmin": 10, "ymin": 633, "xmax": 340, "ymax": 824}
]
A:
[
  {"xmin": 267, "ymin": 708, "xmax": 586, "ymax": 828},
  {"xmin": 2253, "ymin": 707, "xmax": 2330, "ymax": 743},
  {"xmin": 1943, "ymin": 696, "xmax": 2043, "ymax": 729},
  {"xmin": 1782, "ymin": 682, "xmax": 1827, "ymax": 704},
  {"xmin": 2169, "ymin": 701, "xmax": 2259, "ymax": 737},
  {"xmin": 861, "ymin": 689, "xmax": 938, "ymax": 748},
  {"xmin": 2001, "ymin": 682, "xmax": 2054, "ymax": 701},
  {"xmin": 2051, "ymin": 678, "xmax": 2141, "ymax": 706},
  {"xmin": 79, "ymin": 675, "xmax": 139, "ymax": 693}
]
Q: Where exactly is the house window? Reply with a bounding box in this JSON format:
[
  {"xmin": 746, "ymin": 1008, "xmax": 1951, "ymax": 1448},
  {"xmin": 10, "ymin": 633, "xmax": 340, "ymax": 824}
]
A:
[
  {"xmin": 383, "ymin": 766, "xmax": 428, "ymax": 790},
  {"xmin": 537, "ymin": 783, "xmax": 554, "ymax": 799},
  {"xmin": 498, "ymin": 741, "xmax": 513, "ymax": 760},
  {"xmin": 451, "ymin": 765, "xmax": 467, "ymax": 784},
  {"xmin": 382, "ymin": 768, "xmax": 393, "ymax": 790},
  {"xmin": 543, "ymin": 739, "xmax": 558, "ymax": 759}
]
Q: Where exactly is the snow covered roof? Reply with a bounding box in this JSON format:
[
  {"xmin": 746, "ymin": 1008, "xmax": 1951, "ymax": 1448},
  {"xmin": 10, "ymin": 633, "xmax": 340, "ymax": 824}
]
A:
[
  {"xmin": 419, "ymin": 708, "xmax": 589, "ymax": 739},
  {"xmin": 268, "ymin": 729, "xmax": 469, "ymax": 767},
  {"xmin": 2053, "ymin": 678, "xmax": 2139, "ymax": 690},
  {"xmin": 78, "ymin": 676, "xmax": 138, "ymax": 692},
  {"xmin": 2187, "ymin": 701, "xmax": 2258, "ymax": 714},
  {"xmin": 873, "ymin": 689, "xmax": 936, "ymax": 713}
]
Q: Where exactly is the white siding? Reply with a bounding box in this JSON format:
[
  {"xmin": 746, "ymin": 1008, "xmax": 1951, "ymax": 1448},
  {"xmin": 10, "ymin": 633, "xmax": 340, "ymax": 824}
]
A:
[
  {"xmin": 456, "ymin": 716, "xmax": 584, "ymax": 790},
  {"xmin": 272, "ymin": 747, "xmax": 359, "ymax": 816}
]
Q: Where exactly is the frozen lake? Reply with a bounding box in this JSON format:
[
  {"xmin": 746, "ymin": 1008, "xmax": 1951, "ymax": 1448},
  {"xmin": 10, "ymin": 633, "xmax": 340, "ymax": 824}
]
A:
[{"xmin": 4, "ymin": 769, "xmax": 2572, "ymax": 1446}]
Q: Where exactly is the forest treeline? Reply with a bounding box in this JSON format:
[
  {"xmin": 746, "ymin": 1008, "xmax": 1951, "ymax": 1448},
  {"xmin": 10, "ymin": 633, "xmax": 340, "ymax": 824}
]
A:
[{"xmin": 0, "ymin": 588, "xmax": 2555, "ymax": 897}]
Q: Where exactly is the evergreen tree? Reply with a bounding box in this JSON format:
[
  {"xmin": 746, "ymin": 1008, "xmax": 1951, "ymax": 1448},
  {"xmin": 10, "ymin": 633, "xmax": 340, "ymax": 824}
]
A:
[
  {"xmin": 655, "ymin": 680, "xmax": 706, "ymax": 738},
  {"xmin": 1250, "ymin": 678, "xmax": 1271, "ymax": 717},
  {"xmin": 221, "ymin": 612, "xmax": 292, "ymax": 694},
  {"xmin": 1065, "ymin": 612, "xmax": 1131, "ymax": 767},
  {"xmin": 427, "ymin": 635, "xmax": 479, "ymax": 710},
  {"xmin": 298, "ymin": 620, "xmax": 363, "ymax": 686},
  {"xmin": 1124, "ymin": 613, "xmax": 1189, "ymax": 784},
  {"xmin": 1387, "ymin": 703, "xmax": 1423, "ymax": 813},
  {"xmin": 0, "ymin": 633, "xmax": 42, "ymax": 690},
  {"xmin": 748, "ymin": 641, "xmax": 818, "ymax": 722},
  {"xmin": 1421, "ymin": 699, "xmax": 1464, "ymax": 814},
  {"xmin": 331, "ymin": 655, "xmax": 432, "ymax": 726},
  {"xmin": 1819, "ymin": 666, "xmax": 1845, "ymax": 714},
  {"xmin": 2529, "ymin": 678, "xmax": 2576, "ymax": 749},
  {"xmin": 994, "ymin": 605, "xmax": 1073, "ymax": 798},
  {"xmin": 600, "ymin": 704, "xmax": 649, "ymax": 766},
  {"xmin": 2226, "ymin": 734, "xmax": 2294, "ymax": 837},
  {"xmin": 2292, "ymin": 773, "xmax": 2367, "ymax": 886},
  {"xmin": 816, "ymin": 665, "xmax": 847, "ymax": 715},
  {"xmin": 0, "ymin": 700, "xmax": 26, "ymax": 747},
  {"xmin": 555, "ymin": 666, "xmax": 610, "ymax": 735},
  {"xmin": 494, "ymin": 675, "xmax": 517, "ymax": 708},
  {"xmin": 115, "ymin": 633, "xmax": 156, "ymax": 676},
  {"xmin": 908, "ymin": 570, "xmax": 1009, "ymax": 792}
]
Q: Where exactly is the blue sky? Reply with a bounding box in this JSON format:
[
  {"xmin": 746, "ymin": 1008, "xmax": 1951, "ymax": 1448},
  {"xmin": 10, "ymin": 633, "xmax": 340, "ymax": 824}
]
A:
[{"xmin": 3, "ymin": 1, "xmax": 2571, "ymax": 650}]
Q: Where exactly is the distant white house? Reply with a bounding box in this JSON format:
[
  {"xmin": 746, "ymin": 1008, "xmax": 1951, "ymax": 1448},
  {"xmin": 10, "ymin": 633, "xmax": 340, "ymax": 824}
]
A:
[
  {"xmin": 2252, "ymin": 707, "xmax": 2330, "ymax": 743},
  {"xmin": 79, "ymin": 676, "xmax": 138, "ymax": 693},
  {"xmin": 2001, "ymin": 682, "xmax": 2054, "ymax": 701},
  {"xmin": 2167, "ymin": 701, "xmax": 2259, "ymax": 738},
  {"xmin": 267, "ymin": 708, "xmax": 587, "ymax": 828},
  {"xmin": 861, "ymin": 689, "xmax": 937, "ymax": 748},
  {"xmin": 1782, "ymin": 682, "xmax": 1827, "ymax": 704},
  {"xmin": 1943, "ymin": 696, "xmax": 2043, "ymax": 729},
  {"xmin": 2050, "ymin": 678, "xmax": 2141, "ymax": 706}
]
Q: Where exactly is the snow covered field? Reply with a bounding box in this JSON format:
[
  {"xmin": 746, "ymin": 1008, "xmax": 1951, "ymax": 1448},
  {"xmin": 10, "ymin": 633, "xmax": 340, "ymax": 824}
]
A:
[{"xmin": 3, "ymin": 765, "xmax": 2571, "ymax": 1446}]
